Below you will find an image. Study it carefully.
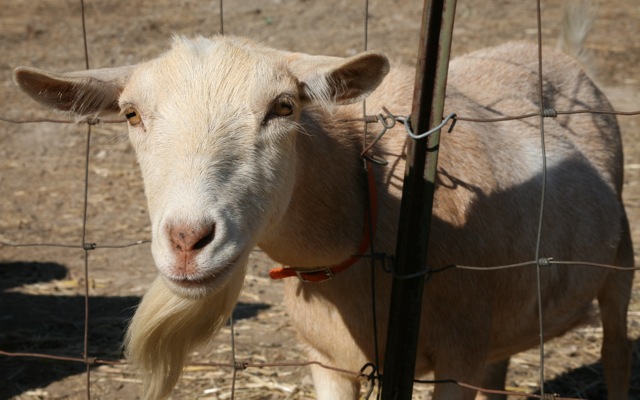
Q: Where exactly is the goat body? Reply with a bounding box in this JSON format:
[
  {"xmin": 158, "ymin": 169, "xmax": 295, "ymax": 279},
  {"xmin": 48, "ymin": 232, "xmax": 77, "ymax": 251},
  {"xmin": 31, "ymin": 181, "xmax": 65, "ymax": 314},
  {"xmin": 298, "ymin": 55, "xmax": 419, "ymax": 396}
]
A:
[{"xmin": 14, "ymin": 26, "xmax": 633, "ymax": 400}]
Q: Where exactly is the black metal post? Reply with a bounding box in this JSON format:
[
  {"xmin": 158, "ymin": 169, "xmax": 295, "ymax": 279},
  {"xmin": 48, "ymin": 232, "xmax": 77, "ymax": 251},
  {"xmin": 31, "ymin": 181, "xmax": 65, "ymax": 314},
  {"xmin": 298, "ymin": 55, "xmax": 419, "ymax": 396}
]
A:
[{"xmin": 380, "ymin": 0, "xmax": 456, "ymax": 398}]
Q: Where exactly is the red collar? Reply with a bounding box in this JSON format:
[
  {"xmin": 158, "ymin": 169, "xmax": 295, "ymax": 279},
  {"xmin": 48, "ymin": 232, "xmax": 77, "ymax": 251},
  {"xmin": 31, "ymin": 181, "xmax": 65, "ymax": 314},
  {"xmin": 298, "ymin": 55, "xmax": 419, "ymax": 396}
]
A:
[{"xmin": 268, "ymin": 162, "xmax": 378, "ymax": 283}]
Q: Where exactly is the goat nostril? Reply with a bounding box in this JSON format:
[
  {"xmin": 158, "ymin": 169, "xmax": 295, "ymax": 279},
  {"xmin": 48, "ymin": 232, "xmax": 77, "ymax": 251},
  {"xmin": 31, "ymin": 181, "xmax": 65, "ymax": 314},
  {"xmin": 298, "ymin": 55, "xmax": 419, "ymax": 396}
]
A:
[{"xmin": 193, "ymin": 225, "xmax": 215, "ymax": 250}]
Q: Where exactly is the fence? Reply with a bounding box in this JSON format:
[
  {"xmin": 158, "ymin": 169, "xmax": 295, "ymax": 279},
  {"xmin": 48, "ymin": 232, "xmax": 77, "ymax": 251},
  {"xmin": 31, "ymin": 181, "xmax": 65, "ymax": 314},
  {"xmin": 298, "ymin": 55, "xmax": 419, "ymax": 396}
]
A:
[{"xmin": 1, "ymin": 0, "xmax": 640, "ymax": 399}]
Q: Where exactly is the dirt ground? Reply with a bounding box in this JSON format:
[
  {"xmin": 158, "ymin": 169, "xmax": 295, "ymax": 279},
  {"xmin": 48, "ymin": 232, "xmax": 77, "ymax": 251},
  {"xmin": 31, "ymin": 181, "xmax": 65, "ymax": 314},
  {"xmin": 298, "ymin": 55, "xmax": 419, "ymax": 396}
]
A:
[{"xmin": 1, "ymin": 0, "xmax": 639, "ymax": 399}]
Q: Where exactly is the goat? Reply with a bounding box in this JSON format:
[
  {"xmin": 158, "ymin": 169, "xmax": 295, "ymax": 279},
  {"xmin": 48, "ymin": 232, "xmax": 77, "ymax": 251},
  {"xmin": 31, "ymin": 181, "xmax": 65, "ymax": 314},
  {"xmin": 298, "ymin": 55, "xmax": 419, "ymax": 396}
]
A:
[{"xmin": 13, "ymin": 10, "xmax": 633, "ymax": 400}]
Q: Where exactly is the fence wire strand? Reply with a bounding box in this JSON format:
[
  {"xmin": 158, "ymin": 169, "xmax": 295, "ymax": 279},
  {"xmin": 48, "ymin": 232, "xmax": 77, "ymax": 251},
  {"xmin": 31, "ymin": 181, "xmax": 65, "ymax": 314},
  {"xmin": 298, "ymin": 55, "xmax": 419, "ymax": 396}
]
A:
[
  {"xmin": 1, "ymin": 0, "xmax": 639, "ymax": 399},
  {"xmin": 534, "ymin": 0, "xmax": 549, "ymax": 393},
  {"xmin": 79, "ymin": 0, "xmax": 93, "ymax": 398}
]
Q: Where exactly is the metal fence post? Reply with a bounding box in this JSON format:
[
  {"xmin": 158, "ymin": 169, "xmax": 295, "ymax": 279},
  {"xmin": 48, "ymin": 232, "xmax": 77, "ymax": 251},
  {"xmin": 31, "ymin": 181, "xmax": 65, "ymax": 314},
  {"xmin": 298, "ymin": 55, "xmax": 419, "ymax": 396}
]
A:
[{"xmin": 380, "ymin": 0, "xmax": 456, "ymax": 398}]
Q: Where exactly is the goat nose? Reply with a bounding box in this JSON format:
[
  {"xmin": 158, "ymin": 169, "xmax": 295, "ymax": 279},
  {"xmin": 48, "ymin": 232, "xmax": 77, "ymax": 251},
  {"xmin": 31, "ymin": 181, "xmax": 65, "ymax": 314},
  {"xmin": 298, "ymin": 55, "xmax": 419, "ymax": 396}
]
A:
[{"xmin": 168, "ymin": 222, "xmax": 216, "ymax": 255}]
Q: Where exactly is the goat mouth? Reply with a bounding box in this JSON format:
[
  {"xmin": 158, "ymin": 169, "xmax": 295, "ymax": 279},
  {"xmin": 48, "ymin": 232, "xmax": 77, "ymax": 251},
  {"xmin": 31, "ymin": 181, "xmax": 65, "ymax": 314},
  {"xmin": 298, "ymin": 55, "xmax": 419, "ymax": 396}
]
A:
[
  {"xmin": 166, "ymin": 259, "xmax": 237, "ymax": 292},
  {"xmin": 170, "ymin": 275, "xmax": 218, "ymax": 288}
]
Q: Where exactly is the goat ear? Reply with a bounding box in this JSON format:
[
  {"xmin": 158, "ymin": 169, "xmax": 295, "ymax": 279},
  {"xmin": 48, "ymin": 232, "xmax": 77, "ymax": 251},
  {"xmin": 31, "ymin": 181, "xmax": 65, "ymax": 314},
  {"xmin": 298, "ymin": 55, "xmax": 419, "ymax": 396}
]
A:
[
  {"xmin": 288, "ymin": 51, "xmax": 390, "ymax": 105},
  {"xmin": 13, "ymin": 65, "xmax": 136, "ymax": 115}
]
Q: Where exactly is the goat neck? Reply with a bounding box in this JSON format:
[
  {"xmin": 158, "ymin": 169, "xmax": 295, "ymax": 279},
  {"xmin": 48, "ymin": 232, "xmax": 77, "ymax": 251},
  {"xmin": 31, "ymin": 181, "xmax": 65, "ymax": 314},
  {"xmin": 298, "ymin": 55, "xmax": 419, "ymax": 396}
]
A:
[{"xmin": 258, "ymin": 106, "xmax": 372, "ymax": 270}]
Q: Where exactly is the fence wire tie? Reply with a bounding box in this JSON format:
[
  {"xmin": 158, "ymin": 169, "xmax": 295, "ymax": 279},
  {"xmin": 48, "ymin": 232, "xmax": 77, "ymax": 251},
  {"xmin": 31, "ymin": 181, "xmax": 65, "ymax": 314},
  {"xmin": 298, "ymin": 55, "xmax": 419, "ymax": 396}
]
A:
[
  {"xmin": 542, "ymin": 108, "xmax": 557, "ymax": 118},
  {"xmin": 380, "ymin": 255, "xmax": 395, "ymax": 275},
  {"xmin": 537, "ymin": 257, "xmax": 554, "ymax": 267},
  {"xmin": 403, "ymin": 112, "xmax": 457, "ymax": 140},
  {"xmin": 359, "ymin": 362, "xmax": 379, "ymax": 400},
  {"xmin": 361, "ymin": 106, "xmax": 397, "ymax": 165},
  {"xmin": 233, "ymin": 361, "xmax": 248, "ymax": 371},
  {"xmin": 377, "ymin": 106, "xmax": 397, "ymax": 129},
  {"xmin": 381, "ymin": 257, "xmax": 433, "ymax": 281},
  {"xmin": 83, "ymin": 242, "xmax": 97, "ymax": 250},
  {"xmin": 361, "ymin": 108, "xmax": 458, "ymax": 162},
  {"xmin": 380, "ymin": 256, "xmax": 430, "ymax": 280}
]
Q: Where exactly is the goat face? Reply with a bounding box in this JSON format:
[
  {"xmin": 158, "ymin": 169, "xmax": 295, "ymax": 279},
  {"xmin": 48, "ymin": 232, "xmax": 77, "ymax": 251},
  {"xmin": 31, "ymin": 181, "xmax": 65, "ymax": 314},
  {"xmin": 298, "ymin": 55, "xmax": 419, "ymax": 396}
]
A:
[{"xmin": 120, "ymin": 39, "xmax": 304, "ymax": 297}]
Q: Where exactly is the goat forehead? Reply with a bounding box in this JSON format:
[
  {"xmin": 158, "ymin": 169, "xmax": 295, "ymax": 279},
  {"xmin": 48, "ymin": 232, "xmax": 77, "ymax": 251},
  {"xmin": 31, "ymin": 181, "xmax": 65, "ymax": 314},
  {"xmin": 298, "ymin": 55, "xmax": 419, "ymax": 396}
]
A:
[{"xmin": 130, "ymin": 38, "xmax": 296, "ymax": 112}]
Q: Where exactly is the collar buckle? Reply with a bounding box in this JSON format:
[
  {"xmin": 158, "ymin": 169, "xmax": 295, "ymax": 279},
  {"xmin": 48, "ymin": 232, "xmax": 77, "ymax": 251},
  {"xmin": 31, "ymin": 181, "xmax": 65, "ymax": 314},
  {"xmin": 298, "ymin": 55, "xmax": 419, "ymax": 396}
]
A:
[{"xmin": 296, "ymin": 267, "xmax": 335, "ymax": 283}]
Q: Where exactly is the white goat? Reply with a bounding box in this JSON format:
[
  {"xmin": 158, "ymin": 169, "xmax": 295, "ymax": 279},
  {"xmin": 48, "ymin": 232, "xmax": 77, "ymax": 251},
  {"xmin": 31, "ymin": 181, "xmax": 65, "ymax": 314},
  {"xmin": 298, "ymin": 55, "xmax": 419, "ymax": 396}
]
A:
[{"xmin": 14, "ymin": 12, "xmax": 633, "ymax": 400}]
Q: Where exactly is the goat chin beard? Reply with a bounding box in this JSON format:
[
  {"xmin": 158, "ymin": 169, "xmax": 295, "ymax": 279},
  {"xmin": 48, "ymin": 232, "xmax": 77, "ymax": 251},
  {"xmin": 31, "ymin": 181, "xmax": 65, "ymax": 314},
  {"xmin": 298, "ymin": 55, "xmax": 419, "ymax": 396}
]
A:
[{"xmin": 125, "ymin": 258, "xmax": 247, "ymax": 400}]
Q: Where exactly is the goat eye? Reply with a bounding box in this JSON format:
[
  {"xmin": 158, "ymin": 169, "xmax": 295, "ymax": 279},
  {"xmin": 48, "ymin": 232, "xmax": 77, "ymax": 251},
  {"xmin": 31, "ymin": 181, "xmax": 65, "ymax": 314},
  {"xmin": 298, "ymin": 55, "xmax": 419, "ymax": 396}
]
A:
[
  {"xmin": 124, "ymin": 107, "xmax": 143, "ymax": 126},
  {"xmin": 273, "ymin": 99, "xmax": 293, "ymax": 117}
]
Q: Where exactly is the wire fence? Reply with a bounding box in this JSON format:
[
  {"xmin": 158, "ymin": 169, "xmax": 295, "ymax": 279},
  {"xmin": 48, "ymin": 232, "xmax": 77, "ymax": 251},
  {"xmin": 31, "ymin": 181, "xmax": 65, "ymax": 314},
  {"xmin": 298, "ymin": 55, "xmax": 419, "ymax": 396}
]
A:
[{"xmin": 1, "ymin": 0, "xmax": 639, "ymax": 399}]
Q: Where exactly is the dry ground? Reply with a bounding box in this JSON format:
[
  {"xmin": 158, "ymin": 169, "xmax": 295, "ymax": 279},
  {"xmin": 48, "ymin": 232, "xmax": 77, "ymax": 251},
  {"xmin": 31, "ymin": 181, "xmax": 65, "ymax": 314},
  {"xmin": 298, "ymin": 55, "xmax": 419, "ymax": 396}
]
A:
[{"xmin": 1, "ymin": 0, "xmax": 639, "ymax": 399}]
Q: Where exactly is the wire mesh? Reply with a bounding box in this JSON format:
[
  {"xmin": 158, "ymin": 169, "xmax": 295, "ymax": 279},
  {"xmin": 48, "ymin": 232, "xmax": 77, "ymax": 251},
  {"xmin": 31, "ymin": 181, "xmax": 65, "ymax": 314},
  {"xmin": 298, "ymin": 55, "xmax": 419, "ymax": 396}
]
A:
[{"xmin": 0, "ymin": 0, "xmax": 639, "ymax": 399}]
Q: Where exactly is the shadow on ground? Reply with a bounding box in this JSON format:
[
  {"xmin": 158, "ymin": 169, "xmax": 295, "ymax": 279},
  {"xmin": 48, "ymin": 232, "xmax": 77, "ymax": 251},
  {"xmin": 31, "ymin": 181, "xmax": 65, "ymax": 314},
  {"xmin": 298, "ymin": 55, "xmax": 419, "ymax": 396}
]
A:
[
  {"xmin": 0, "ymin": 261, "xmax": 270, "ymax": 399},
  {"xmin": 537, "ymin": 340, "xmax": 640, "ymax": 400}
]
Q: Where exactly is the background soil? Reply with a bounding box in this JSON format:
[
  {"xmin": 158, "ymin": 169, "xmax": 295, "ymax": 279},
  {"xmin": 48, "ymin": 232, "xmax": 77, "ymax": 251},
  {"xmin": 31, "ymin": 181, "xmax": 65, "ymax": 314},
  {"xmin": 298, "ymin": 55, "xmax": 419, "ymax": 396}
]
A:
[{"xmin": 1, "ymin": 0, "xmax": 639, "ymax": 399}]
